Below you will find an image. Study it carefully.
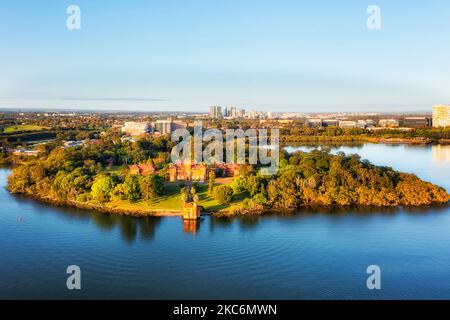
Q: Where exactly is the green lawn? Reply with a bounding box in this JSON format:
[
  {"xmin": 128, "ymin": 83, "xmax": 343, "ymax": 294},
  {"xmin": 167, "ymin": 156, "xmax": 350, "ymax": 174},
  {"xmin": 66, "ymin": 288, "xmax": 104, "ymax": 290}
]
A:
[
  {"xmin": 3, "ymin": 125, "xmax": 49, "ymax": 133},
  {"xmin": 105, "ymin": 182, "xmax": 246, "ymax": 213}
]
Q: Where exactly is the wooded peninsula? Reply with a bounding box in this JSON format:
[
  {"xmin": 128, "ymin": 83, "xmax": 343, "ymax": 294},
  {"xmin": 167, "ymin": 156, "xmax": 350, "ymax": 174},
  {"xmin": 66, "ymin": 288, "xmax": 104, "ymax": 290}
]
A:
[{"xmin": 6, "ymin": 130, "xmax": 449, "ymax": 217}]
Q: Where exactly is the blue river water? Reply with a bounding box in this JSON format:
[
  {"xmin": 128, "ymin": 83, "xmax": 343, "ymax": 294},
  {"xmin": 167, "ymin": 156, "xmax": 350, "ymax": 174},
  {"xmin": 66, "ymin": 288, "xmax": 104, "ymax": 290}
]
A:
[{"xmin": 0, "ymin": 143, "xmax": 449, "ymax": 299}]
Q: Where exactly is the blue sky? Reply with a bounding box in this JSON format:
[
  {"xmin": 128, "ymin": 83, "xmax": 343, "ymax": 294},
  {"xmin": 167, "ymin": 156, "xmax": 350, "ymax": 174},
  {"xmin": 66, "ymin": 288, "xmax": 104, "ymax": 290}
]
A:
[{"xmin": 1, "ymin": 0, "xmax": 450, "ymax": 112}]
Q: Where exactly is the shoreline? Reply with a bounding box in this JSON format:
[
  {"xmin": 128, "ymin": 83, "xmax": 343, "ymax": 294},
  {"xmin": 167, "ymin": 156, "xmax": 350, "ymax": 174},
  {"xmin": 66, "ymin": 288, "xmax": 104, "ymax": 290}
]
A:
[
  {"xmin": 21, "ymin": 193, "xmax": 188, "ymax": 217},
  {"xmin": 281, "ymin": 137, "xmax": 450, "ymax": 145},
  {"xmin": 11, "ymin": 190, "xmax": 450, "ymax": 219}
]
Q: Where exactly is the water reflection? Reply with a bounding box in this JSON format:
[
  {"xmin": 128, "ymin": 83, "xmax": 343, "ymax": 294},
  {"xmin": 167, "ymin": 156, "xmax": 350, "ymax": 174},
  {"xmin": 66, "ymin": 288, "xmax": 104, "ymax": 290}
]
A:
[
  {"xmin": 282, "ymin": 141, "xmax": 366, "ymax": 149},
  {"xmin": 81, "ymin": 213, "xmax": 163, "ymax": 243},
  {"xmin": 81, "ymin": 212, "xmax": 164, "ymax": 244},
  {"xmin": 432, "ymin": 144, "xmax": 450, "ymax": 162},
  {"xmin": 183, "ymin": 219, "xmax": 200, "ymax": 235},
  {"xmin": 9, "ymin": 187, "xmax": 204, "ymax": 238},
  {"xmin": 9, "ymin": 192, "xmax": 164, "ymax": 243},
  {"xmin": 47, "ymin": 201, "xmax": 450, "ymax": 239},
  {"xmin": 205, "ymin": 204, "xmax": 450, "ymax": 235}
]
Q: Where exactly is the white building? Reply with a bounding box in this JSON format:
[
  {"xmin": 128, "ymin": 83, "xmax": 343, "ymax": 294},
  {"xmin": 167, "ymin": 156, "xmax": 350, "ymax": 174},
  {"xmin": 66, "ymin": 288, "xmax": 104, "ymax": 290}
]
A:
[
  {"xmin": 63, "ymin": 140, "xmax": 84, "ymax": 148},
  {"xmin": 154, "ymin": 120, "xmax": 172, "ymax": 134},
  {"xmin": 433, "ymin": 105, "xmax": 450, "ymax": 128},
  {"xmin": 356, "ymin": 119, "xmax": 375, "ymax": 128},
  {"xmin": 153, "ymin": 119, "xmax": 187, "ymax": 135},
  {"xmin": 339, "ymin": 121, "xmax": 357, "ymax": 129},
  {"xmin": 230, "ymin": 107, "xmax": 238, "ymax": 118},
  {"xmin": 122, "ymin": 122, "xmax": 152, "ymax": 135},
  {"xmin": 379, "ymin": 119, "xmax": 400, "ymax": 128},
  {"xmin": 306, "ymin": 118, "xmax": 322, "ymax": 128},
  {"xmin": 322, "ymin": 119, "xmax": 339, "ymax": 127}
]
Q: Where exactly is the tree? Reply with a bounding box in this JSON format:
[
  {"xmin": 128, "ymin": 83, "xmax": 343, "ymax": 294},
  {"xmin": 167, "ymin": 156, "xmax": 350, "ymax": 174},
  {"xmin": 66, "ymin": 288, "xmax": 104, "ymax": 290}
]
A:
[
  {"xmin": 152, "ymin": 175, "xmax": 165, "ymax": 196},
  {"xmin": 208, "ymin": 170, "xmax": 216, "ymax": 195},
  {"xmin": 267, "ymin": 180, "xmax": 279, "ymax": 204},
  {"xmin": 140, "ymin": 175, "xmax": 155, "ymax": 201},
  {"xmin": 91, "ymin": 175, "xmax": 116, "ymax": 203},
  {"xmin": 244, "ymin": 175, "xmax": 261, "ymax": 197},
  {"xmin": 51, "ymin": 170, "xmax": 71, "ymax": 199},
  {"xmin": 279, "ymin": 158, "xmax": 288, "ymax": 169},
  {"xmin": 122, "ymin": 174, "xmax": 141, "ymax": 201},
  {"xmin": 252, "ymin": 193, "xmax": 268, "ymax": 207},
  {"xmin": 140, "ymin": 174, "xmax": 165, "ymax": 201},
  {"xmin": 238, "ymin": 164, "xmax": 254, "ymax": 177},
  {"xmin": 276, "ymin": 171, "xmax": 300, "ymax": 208},
  {"xmin": 213, "ymin": 185, "xmax": 234, "ymax": 205},
  {"xmin": 7, "ymin": 164, "xmax": 33, "ymax": 193},
  {"xmin": 180, "ymin": 187, "xmax": 189, "ymax": 204},
  {"xmin": 230, "ymin": 176, "xmax": 245, "ymax": 193},
  {"xmin": 110, "ymin": 183, "xmax": 126, "ymax": 201}
]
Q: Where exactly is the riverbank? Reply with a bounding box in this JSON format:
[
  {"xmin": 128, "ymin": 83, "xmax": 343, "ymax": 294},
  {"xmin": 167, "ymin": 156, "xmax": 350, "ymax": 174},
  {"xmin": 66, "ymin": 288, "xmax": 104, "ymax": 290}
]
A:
[
  {"xmin": 12, "ymin": 186, "xmax": 450, "ymax": 219},
  {"xmin": 281, "ymin": 136, "xmax": 450, "ymax": 145},
  {"xmin": 352, "ymin": 137, "xmax": 450, "ymax": 144},
  {"xmin": 13, "ymin": 185, "xmax": 244, "ymax": 218},
  {"xmin": 13, "ymin": 191, "xmax": 191, "ymax": 217}
]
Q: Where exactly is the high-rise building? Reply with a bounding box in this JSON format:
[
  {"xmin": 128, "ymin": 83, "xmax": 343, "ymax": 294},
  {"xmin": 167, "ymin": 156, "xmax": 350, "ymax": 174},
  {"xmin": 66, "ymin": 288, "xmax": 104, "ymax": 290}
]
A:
[
  {"xmin": 432, "ymin": 105, "xmax": 450, "ymax": 128},
  {"xmin": 230, "ymin": 107, "xmax": 238, "ymax": 118},
  {"xmin": 209, "ymin": 106, "xmax": 223, "ymax": 119},
  {"xmin": 248, "ymin": 110, "xmax": 255, "ymax": 119}
]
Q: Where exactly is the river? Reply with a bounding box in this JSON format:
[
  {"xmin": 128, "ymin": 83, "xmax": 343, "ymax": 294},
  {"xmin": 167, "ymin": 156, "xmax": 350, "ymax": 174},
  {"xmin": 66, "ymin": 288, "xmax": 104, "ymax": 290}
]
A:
[{"xmin": 1, "ymin": 143, "xmax": 450, "ymax": 299}]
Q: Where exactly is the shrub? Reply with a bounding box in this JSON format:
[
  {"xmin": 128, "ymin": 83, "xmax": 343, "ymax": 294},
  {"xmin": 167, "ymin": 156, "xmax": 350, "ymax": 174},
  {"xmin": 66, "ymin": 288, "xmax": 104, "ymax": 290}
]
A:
[{"xmin": 213, "ymin": 185, "xmax": 234, "ymax": 205}]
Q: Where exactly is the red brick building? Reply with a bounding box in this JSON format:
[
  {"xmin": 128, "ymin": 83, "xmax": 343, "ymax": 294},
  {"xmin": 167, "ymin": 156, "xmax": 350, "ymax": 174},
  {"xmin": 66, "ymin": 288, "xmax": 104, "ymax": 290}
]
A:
[
  {"xmin": 129, "ymin": 164, "xmax": 157, "ymax": 176},
  {"xmin": 214, "ymin": 163, "xmax": 241, "ymax": 177},
  {"xmin": 167, "ymin": 162, "xmax": 242, "ymax": 182},
  {"xmin": 168, "ymin": 162, "xmax": 208, "ymax": 182}
]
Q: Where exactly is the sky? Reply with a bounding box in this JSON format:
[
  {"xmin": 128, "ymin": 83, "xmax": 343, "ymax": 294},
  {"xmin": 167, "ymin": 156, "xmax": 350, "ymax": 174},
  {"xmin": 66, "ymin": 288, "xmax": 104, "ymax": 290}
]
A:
[{"xmin": 1, "ymin": 0, "xmax": 450, "ymax": 113}]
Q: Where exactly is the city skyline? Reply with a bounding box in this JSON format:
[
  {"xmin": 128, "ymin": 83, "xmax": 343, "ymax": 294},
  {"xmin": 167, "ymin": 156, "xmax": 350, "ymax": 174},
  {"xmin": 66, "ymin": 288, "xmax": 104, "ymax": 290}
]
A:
[{"xmin": 1, "ymin": 1, "xmax": 450, "ymax": 112}]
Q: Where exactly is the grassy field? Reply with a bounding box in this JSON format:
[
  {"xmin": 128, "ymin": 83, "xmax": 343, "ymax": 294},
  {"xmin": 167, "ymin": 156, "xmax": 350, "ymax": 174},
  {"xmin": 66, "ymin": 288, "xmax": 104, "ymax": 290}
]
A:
[
  {"xmin": 106, "ymin": 182, "xmax": 246, "ymax": 213},
  {"xmin": 3, "ymin": 125, "xmax": 49, "ymax": 133}
]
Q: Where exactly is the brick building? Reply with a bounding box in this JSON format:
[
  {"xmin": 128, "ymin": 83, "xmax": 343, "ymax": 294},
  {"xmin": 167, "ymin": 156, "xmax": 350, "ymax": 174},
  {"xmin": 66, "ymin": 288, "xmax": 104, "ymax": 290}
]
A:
[{"xmin": 129, "ymin": 164, "xmax": 157, "ymax": 176}]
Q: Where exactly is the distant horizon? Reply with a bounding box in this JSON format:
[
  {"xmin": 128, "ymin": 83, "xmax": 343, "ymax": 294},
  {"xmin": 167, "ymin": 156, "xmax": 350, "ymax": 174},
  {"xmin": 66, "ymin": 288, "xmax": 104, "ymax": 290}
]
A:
[
  {"xmin": 0, "ymin": 105, "xmax": 435, "ymax": 115},
  {"xmin": 0, "ymin": 101, "xmax": 441, "ymax": 114}
]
